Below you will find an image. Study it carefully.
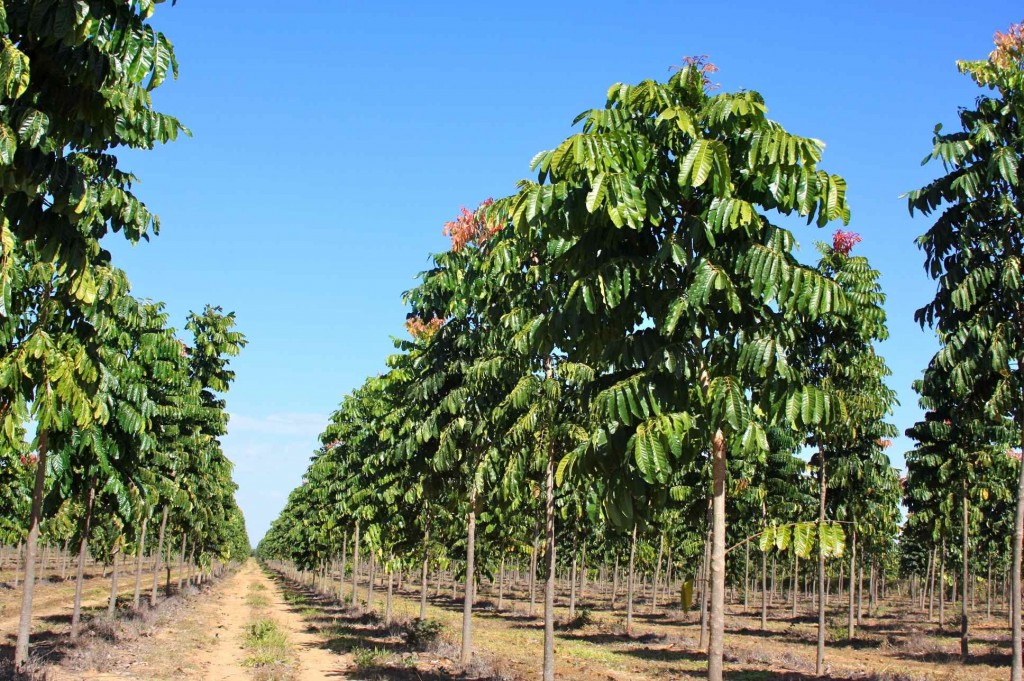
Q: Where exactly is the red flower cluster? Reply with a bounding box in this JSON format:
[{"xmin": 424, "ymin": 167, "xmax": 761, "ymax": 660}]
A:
[
  {"xmin": 832, "ymin": 230, "xmax": 862, "ymax": 255},
  {"xmin": 406, "ymin": 316, "xmax": 444, "ymax": 340},
  {"xmin": 992, "ymin": 22, "xmax": 1024, "ymax": 68},
  {"xmin": 679, "ymin": 55, "xmax": 720, "ymax": 90},
  {"xmin": 19, "ymin": 454, "xmax": 38, "ymax": 467},
  {"xmin": 442, "ymin": 199, "xmax": 500, "ymax": 252}
]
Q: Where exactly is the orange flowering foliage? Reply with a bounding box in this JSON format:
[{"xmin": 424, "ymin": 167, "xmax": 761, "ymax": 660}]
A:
[
  {"xmin": 877, "ymin": 438, "xmax": 893, "ymax": 449},
  {"xmin": 406, "ymin": 315, "xmax": 444, "ymax": 340},
  {"xmin": 1008, "ymin": 448, "xmax": 1023, "ymax": 462},
  {"xmin": 19, "ymin": 454, "xmax": 38, "ymax": 467},
  {"xmin": 442, "ymin": 198, "xmax": 500, "ymax": 252},
  {"xmin": 832, "ymin": 229, "xmax": 862, "ymax": 255},
  {"xmin": 992, "ymin": 22, "xmax": 1024, "ymax": 68}
]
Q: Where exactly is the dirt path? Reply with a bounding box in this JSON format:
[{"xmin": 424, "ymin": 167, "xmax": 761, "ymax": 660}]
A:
[{"xmin": 206, "ymin": 559, "xmax": 351, "ymax": 680}]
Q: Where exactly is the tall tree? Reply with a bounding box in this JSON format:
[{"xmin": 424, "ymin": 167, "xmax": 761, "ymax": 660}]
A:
[{"xmin": 907, "ymin": 22, "xmax": 1024, "ymax": 680}]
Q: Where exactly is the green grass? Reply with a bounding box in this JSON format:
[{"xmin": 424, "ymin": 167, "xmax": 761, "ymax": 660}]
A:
[{"xmin": 242, "ymin": 617, "xmax": 292, "ymax": 673}]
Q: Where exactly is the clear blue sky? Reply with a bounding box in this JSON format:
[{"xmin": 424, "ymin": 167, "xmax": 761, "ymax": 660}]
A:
[{"xmin": 106, "ymin": 1, "xmax": 1021, "ymax": 543}]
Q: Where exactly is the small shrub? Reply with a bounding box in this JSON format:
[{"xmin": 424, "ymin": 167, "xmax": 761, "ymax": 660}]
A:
[
  {"xmin": 405, "ymin": 618, "xmax": 445, "ymax": 650},
  {"xmin": 351, "ymin": 645, "xmax": 386, "ymax": 668},
  {"xmin": 560, "ymin": 607, "xmax": 594, "ymax": 630},
  {"xmin": 246, "ymin": 593, "xmax": 270, "ymax": 608}
]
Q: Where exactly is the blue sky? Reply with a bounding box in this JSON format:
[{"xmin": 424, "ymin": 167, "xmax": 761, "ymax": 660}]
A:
[{"xmin": 106, "ymin": 1, "xmax": 1020, "ymax": 543}]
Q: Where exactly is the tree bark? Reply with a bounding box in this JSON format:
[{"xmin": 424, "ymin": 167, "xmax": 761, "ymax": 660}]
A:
[
  {"xmin": 626, "ymin": 524, "xmax": 637, "ymax": 636},
  {"xmin": 460, "ymin": 484, "xmax": 477, "ymax": 665},
  {"xmin": 569, "ymin": 551, "xmax": 578, "ymax": 620},
  {"xmin": 708, "ymin": 428, "xmax": 727, "ymax": 681},
  {"xmin": 133, "ymin": 514, "xmax": 148, "ymax": 609},
  {"xmin": 108, "ymin": 546, "xmax": 121, "ymax": 616},
  {"xmin": 848, "ymin": 528, "xmax": 857, "ymax": 640},
  {"xmin": 150, "ymin": 505, "xmax": 168, "ymax": 607},
  {"xmin": 367, "ymin": 551, "xmax": 376, "ymax": 612},
  {"xmin": 71, "ymin": 482, "xmax": 97, "ymax": 640},
  {"xmin": 962, "ymin": 486, "xmax": 970, "ymax": 660},
  {"xmin": 761, "ymin": 543, "xmax": 768, "ymax": 630},
  {"xmin": 177, "ymin": 534, "xmax": 186, "ymax": 592},
  {"xmin": 385, "ymin": 557, "xmax": 394, "ymax": 627},
  {"xmin": 940, "ymin": 538, "xmax": 946, "ymax": 628},
  {"xmin": 350, "ymin": 521, "xmax": 360, "ymax": 608},
  {"xmin": 611, "ymin": 553, "xmax": 619, "ymax": 610},
  {"xmin": 543, "ymin": 402, "xmax": 557, "ymax": 681},
  {"xmin": 1013, "ymin": 376, "xmax": 1024, "ymax": 681},
  {"xmin": 816, "ymin": 450, "xmax": 827, "ymax": 675},
  {"xmin": 420, "ymin": 526, "xmax": 430, "ymax": 621},
  {"xmin": 14, "ymin": 431, "xmax": 49, "ymax": 672},
  {"xmin": 529, "ymin": 521, "xmax": 539, "ymax": 617}
]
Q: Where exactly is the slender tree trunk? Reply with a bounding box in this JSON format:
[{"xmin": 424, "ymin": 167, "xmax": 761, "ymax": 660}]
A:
[
  {"xmin": 699, "ymin": 506, "xmax": 712, "ymax": 648},
  {"xmin": 71, "ymin": 482, "xmax": 97, "ymax": 640},
  {"xmin": 150, "ymin": 505, "xmax": 169, "ymax": 607},
  {"xmin": 816, "ymin": 450, "xmax": 827, "ymax": 675},
  {"xmin": 857, "ymin": 560, "xmax": 864, "ymax": 625},
  {"xmin": 792, "ymin": 553, "xmax": 799, "ymax": 618},
  {"xmin": 611, "ymin": 553, "xmax": 619, "ymax": 610},
  {"xmin": 708, "ymin": 428, "xmax": 727, "ymax": 681},
  {"xmin": 761, "ymin": 544, "xmax": 768, "ymax": 630},
  {"xmin": 133, "ymin": 514, "xmax": 148, "ymax": 609},
  {"xmin": 771, "ymin": 555, "xmax": 777, "ymax": 606},
  {"xmin": 940, "ymin": 538, "xmax": 946, "ymax": 628},
  {"xmin": 962, "ymin": 486, "xmax": 970, "ymax": 660},
  {"xmin": 1012, "ymin": 381, "xmax": 1024, "ymax": 681},
  {"xmin": 928, "ymin": 544, "xmax": 936, "ymax": 620},
  {"xmin": 420, "ymin": 526, "xmax": 430, "ymax": 621},
  {"xmin": 626, "ymin": 524, "xmax": 637, "ymax": 636},
  {"xmin": 350, "ymin": 521, "xmax": 360, "ymax": 608},
  {"xmin": 461, "ymin": 484, "xmax": 477, "ymax": 665},
  {"xmin": 385, "ymin": 557, "xmax": 394, "ymax": 627},
  {"xmin": 177, "ymin": 534, "xmax": 186, "ymax": 592},
  {"xmin": 529, "ymin": 521, "xmax": 539, "ymax": 617},
  {"xmin": 743, "ymin": 540, "xmax": 750, "ymax": 611},
  {"xmin": 367, "ymin": 551, "xmax": 376, "ymax": 612},
  {"xmin": 569, "ymin": 550, "xmax": 578, "ymax": 620},
  {"xmin": 653, "ymin": 533, "xmax": 664, "ymax": 613},
  {"xmin": 580, "ymin": 544, "xmax": 587, "ymax": 605},
  {"xmin": 542, "ymin": 403, "xmax": 557, "ymax": 681},
  {"xmin": 848, "ymin": 528, "xmax": 857, "ymax": 640},
  {"xmin": 108, "ymin": 547, "xmax": 121, "ymax": 615},
  {"xmin": 988, "ymin": 555, "xmax": 993, "ymax": 618},
  {"xmin": 14, "ymin": 431, "xmax": 48, "ymax": 673}
]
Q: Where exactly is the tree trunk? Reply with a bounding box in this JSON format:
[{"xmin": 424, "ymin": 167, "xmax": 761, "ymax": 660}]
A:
[
  {"xmin": 385, "ymin": 558, "xmax": 394, "ymax": 627},
  {"xmin": 71, "ymin": 482, "xmax": 97, "ymax": 640},
  {"xmin": 1012, "ymin": 383, "xmax": 1024, "ymax": 681},
  {"xmin": 857, "ymin": 559, "xmax": 864, "ymax": 625},
  {"xmin": 962, "ymin": 486, "xmax": 970, "ymax": 660},
  {"xmin": 569, "ymin": 551, "xmax": 578, "ymax": 620},
  {"xmin": 420, "ymin": 526, "xmax": 430, "ymax": 621},
  {"xmin": 792, "ymin": 553, "xmax": 799, "ymax": 618},
  {"xmin": 940, "ymin": 538, "xmax": 946, "ymax": 628},
  {"xmin": 743, "ymin": 539, "xmax": 750, "ymax": 610},
  {"xmin": 350, "ymin": 521, "xmax": 360, "ymax": 608},
  {"xmin": 653, "ymin": 533, "xmax": 664, "ymax": 613},
  {"xmin": 708, "ymin": 428, "xmax": 727, "ymax": 681},
  {"xmin": 529, "ymin": 521, "xmax": 539, "ymax": 617},
  {"xmin": 367, "ymin": 551, "xmax": 376, "ymax": 612},
  {"xmin": 498, "ymin": 555, "xmax": 506, "ymax": 612},
  {"xmin": 816, "ymin": 450, "xmax": 827, "ymax": 675},
  {"xmin": 761, "ymin": 543, "xmax": 768, "ymax": 630},
  {"xmin": 611, "ymin": 553, "xmax": 619, "ymax": 610},
  {"xmin": 580, "ymin": 544, "xmax": 587, "ymax": 605},
  {"xmin": 626, "ymin": 524, "xmax": 637, "ymax": 636},
  {"xmin": 543, "ymin": 401, "xmax": 557, "ymax": 681},
  {"xmin": 988, "ymin": 555, "xmax": 993, "ymax": 618},
  {"xmin": 177, "ymin": 534, "xmax": 186, "ymax": 592},
  {"xmin": 150, "ymin": 505, "xmax": 169, "ymax": 607},
  {"xmin": 133, "ymin": 514, "xmax": 148, "ymax": 609},
  {"xmin": 13, "ymin": 431, "xmax": 49, "ymax": 672},
  {"xmin": 848, "ymin": 528, "xmax": 857, "ymax": 640},
  {"xmin": 460, "ymin": 484, "xmax": 477, "ymax": 665},
  {"xmin": 108, "ymin": 546, "xmax": 121, "ymax": 616},
  {"xmin": 928, "ymin": 544, "xmax": 936, "ymax": 620}
]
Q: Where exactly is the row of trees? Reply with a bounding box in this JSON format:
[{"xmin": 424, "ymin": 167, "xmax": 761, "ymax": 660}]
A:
[
  {"xmin": 0, "ymin": 2, "xmax": 250, "ymax": 673},
  {"xmin": 259, "ymin": 55, "xmax": 907, "ymax": 681}
]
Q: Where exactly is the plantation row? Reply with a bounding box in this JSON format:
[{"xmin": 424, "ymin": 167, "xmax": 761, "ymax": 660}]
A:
[
  {"xmin": 257, "ymin": 26, "xmax": 1024, "ymax": 681},
  {"xmin": 0, "ymin": 4, "xmax": 250, "ymax": 676}
]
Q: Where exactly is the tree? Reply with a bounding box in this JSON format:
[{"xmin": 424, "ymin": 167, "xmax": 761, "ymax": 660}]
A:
[
  {"xmin": 907, "ymin": 22, "xmax": 1024, "ymax": 680},
  {"xmin": 501, "ymin": 59, "xmax": 851, "ymax": 681}
]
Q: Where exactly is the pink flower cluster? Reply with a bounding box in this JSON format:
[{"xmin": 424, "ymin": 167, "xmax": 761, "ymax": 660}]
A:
[
  {"xmin": 877, "ymin": 438, "xmax": 893, "ymax": 449},
  {"xmin": 406, "ymin": 316, "xmax": 445, "ymax": 340},
  {"xmin": 442, "ymin": 198, "xmax": 500, "ymax": 252},
  {"xmin": 992, "ymin": 22, "xmax": 1024, "ymax": 68},
  {"xmin": 19, "ymin": 454, "xmax": 38, "ymax": 467},
  {"xmin": 832, "ymin": 230, "xmax": 862, "ymax": 255}
]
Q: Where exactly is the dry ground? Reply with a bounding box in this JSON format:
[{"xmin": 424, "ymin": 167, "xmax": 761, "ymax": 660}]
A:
[{"xmin": 12, "ymin": 560, "xmax": 1013, "ymax": 681}]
